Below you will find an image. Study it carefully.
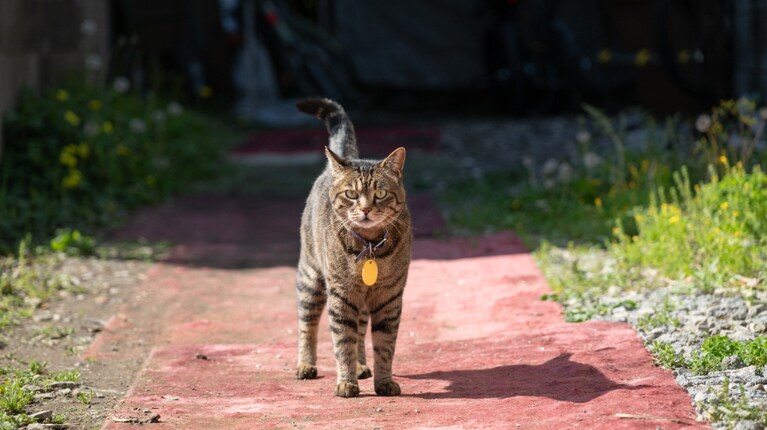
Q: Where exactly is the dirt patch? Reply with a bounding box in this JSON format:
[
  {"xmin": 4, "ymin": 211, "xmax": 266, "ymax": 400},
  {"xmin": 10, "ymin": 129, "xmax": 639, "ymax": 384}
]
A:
[{"xmin": 1, "ymin": 253, "xmax": 155, "ymax": 429}]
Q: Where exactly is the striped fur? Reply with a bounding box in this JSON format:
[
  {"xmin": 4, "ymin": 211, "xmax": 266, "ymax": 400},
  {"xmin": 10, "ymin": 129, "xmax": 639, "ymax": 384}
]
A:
[{"xmin": 294, "ymin": 98, "xmax": 412, "ymax": 398}]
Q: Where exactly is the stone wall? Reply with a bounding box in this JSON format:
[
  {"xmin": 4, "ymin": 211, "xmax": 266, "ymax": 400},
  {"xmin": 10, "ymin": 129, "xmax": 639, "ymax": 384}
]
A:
[{"xmin": 0, "ymin": 0, "xmax": 110, "ymax": 155}]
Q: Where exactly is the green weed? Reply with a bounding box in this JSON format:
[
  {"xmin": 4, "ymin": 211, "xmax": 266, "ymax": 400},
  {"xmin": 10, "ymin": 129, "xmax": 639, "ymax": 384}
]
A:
[
  {"xmin": 77, "ymin": 389, "xmax": 93, "ymax": 404},
  {"xmin": 613, "ymin": 165, "xmax": 767, "ymax": 289},
  {"xmin": 636, "ymin": 298, "xmax": 679, "ymax": 331},
  {"xmin": 0, "ymin": 242, "xmax": 72, "ymax": 332},
  {"xmin": 698, "ymin": 377, "xmax": 767, "ymax": 428},
  {"xmin": 650, "ymin": 341, "xmax": 686, "ymax": 368},
  {"xmin": 53, "ymin": 370, "xmax": 80, "ymax": 382},
  {"xmin": 1, "ymin": 84, "xmax": 238, "ymax": 251},
  {"xmin": 0, "ymin": 380, "xmax": 33, "ymax": 414},
  {"xmin": 34, "ymin": 325, "xmax": 74, "ymax": 340},
  {"xmin": 50, "ymin": 229, "xmax": 96, "ymax": 256},
  {"xmin": 689, "ymin": 336, "xmax": 767, "ymax": 375},
  {"xmin": 0, "ymin": 361, "xmax": 80, "ymax": 425}
]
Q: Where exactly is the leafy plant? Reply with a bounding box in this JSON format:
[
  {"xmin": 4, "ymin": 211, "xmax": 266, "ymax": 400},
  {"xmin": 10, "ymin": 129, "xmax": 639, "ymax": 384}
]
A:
[
  {"xmin": 0, "ymin": 361, "xmax": 81, "ymax": 426},
  {"xmin": 53, "ymin": 370, "xmax": 80, "ymax": 382},
  {"xmin": 689, "ymin": 336, "xmax": 767, "ymax": 375},
  {"xmin": 636, "ymin": 298, "xmax": 679, "ymax": 331},
  {"xmin": 698, "ymin": 377, "xmax": 767, "ymax": 427},
  {"xmin": 50, "ymin": 229, "xmax": 96, "ymax": 256},
  {"xmin": 614, "ymin": 164, "xmax": 767, "ymax": 289},
  {"xmin": 77, "ymin": 389, "xmax": 93, "ymax": 404},
  {"xmin": 650, "ymin": 341, "xmax": 686, "ymax": 368},
  {"xmin": 0, "ymin": 83, "xmax": 237, "ymax": 251},
  {"xmin": 0, "ymin": 380, "xmax": 33, "ymax": 414}
]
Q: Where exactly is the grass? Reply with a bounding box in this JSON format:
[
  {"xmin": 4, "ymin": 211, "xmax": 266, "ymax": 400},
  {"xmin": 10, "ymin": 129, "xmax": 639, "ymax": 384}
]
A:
[
  {"xmin": 0, "ymin": 361, "xmax": 82, "ymax": 427},
  {"xmin": 613, "ymin": 164, "xmax": 767, "ymax": 290},
  {"xmin": 636, "ymin": 298, "xmax": 679, "ymax": 331},
  {"xmin": 0, "ymin": 240, "xmax": 72, "ymax": 332},
  {"xmin": 689, "ymin": 336, "xmax": 767, "ymax": 375},
  {"xmin": 650, "ymin": 341, "xmax": 686, "ymax": 368},
  {"xmin": 698, "ymin": 377, "xmax": 767, "ymax": 428},
  {"xmin": 0, "ymin": 207, "xmax": 171, "ymax": 334},
  {"xmin": 651, "ymin": 336, "xmax": 767, "ymax": 375}
]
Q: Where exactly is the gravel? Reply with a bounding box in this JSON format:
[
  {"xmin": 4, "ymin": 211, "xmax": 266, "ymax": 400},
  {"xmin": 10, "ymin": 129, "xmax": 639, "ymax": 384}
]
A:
[{"xmin": 569, "ymin": 263, "xmax": 767, "ymax": 428}]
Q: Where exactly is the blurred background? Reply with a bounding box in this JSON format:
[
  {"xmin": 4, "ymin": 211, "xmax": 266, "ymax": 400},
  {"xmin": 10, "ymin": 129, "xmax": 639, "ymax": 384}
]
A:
[
  {"xmin": 0, "ymin": 0, "xmax": 760, "ymax": 128},
  {"xmin": 1, "ymin": 0, "xmax": 766, "ymax": 247}
]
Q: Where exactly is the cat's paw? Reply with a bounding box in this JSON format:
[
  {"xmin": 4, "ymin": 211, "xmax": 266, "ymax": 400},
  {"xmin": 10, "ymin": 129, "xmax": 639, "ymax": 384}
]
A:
[
  {"xmin": 296, "ymin": 364, "xmax": 318, "ymax": 380},
  {"xmin": 374, "ymin": 379, "xmax": 401, "ymax": 396},
  {"xmin": 357, "ymin": 364, "xmax": 372, "ymax": 379},
  {"xmin": 334, "ymin": 382, "xmax": 360, "ymax": 398}
]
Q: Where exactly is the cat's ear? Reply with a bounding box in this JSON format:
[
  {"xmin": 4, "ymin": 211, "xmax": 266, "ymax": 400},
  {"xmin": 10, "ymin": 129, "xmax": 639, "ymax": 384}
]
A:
[
  {"xmin": 325, "ymin": 146, "xmax": 348, "ymax": 173},
  {"xmin": 381, "ymin": 147, "xmax": 406, "ymax": 176}
]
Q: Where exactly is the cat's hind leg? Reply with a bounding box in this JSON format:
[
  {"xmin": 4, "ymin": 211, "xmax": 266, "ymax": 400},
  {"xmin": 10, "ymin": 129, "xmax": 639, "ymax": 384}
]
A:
[{"xmin": 295, "ymin": 263, "xmax": 326, "ymax": 380}]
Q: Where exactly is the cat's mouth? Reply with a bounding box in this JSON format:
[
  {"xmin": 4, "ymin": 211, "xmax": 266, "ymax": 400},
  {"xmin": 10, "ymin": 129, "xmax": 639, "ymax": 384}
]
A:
[{"xmin": 352, "ymin": 216, "xmax": 382, "ymax": 228}]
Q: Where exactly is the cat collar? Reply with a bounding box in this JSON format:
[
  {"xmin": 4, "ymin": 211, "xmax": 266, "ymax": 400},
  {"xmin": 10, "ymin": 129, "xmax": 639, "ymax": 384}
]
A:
[{"xmin": 350, "ymin": 230, "xmax": 388, "ymax": 262}]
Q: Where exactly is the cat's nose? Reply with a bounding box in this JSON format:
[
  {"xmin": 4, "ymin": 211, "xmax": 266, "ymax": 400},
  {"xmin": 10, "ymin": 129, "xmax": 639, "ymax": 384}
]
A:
[{"xmin": 361, "ymin": 207, "xmax": 372, "ymax": 215}]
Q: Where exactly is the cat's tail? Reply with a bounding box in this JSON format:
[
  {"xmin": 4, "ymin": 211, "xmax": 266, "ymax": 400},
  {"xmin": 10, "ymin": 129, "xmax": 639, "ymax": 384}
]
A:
[{"xmin": 296, "ymin": 98, "xmax": 359, "ymax": 159}]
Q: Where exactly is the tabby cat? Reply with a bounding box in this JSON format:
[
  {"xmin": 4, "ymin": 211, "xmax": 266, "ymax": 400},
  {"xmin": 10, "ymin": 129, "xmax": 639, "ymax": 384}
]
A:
[{"xmin": 294, "ymin": 98, "xmax": 412, "ymax": 398}]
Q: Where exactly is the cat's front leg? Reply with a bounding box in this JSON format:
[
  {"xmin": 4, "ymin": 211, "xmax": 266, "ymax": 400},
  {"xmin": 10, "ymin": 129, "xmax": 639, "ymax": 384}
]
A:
[
  {"xmin": 295, "ymin": 262, "xmax": 326, "ymax": 380},
  {"xmin": 326, "ymin": 283, "xmax": 363, "ymax": 397},
  {"xmin": 369, "ymin": 286, "xmax": 405, "ymax": 396}
]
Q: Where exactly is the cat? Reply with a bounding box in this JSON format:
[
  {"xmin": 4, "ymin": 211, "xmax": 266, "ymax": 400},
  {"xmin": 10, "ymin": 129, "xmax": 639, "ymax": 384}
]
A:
[{"xmin": 294, "ymin": 98, "xmax": 412, "ymax": 398}]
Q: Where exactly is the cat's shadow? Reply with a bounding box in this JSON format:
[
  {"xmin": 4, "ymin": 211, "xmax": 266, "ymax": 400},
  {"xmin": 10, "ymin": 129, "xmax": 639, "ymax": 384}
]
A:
[{"xmin": 398, "ymin": 353, "xmax": 648, "ymax": 403}]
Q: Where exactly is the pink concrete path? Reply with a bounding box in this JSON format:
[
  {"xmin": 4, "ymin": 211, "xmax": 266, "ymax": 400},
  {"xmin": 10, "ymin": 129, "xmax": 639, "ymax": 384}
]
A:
[{"xmin": 88, "ymin": 194, "xmax": 706, "ymax": 429}]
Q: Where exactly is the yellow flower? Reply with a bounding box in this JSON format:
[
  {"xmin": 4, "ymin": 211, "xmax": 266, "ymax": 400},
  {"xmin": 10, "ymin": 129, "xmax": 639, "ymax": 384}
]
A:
[
  {"xmin": 634, "ymin": 214, "xmax": 643, "ymax": 222},
  {"xmin": 88, "ymin": 99, "xmax": 102, "ymax": 110},
  {"xmin": 594, "ymin": 197, "xmax": 602, "ymax": 208},
  {"xmin": 64, "ymin": 110, "xmax": 80, "ymax": 126},
  {"xmin": 597, "ymin": 49, "xmax": 613, "ymax": 63},
  {"xmin": 720, "ymin": 201, "xmax": 729, "ymax": 210},
  {"xmin": 199, "ymin": 85, "xmax": 213, "ymax": 98},
  {"xmin": 56, "ymin": 89, "xmax": 69, "ymax": 102},
  {"xmin": 62, "ymin": 169, "xmax": 82, "ymax": 189},
  {"xmin": 612, "ymin": 226, "xmax": 621, "ymax": 236},
  {"xmin": 634, "ymin": 49, "xmax": 651, "ymax": 67},
  {"xmin": 76, "ymin": 143, "xmax": 90, "ymax": 158},
  {"xmin": 102, "ymin": 121, "xmax": 114, "ymax": 134},
  {"xmin": 115, "ymin": 145, "xmax": 131, "ymax": 156},
  {"xmin": 59, "ymin": 150, "xmax": 77, "ymax": 168},
  {"xmin": 632, "ymin": 235, "xmax": 639, "ymax": 242},
  {"xmin": 733, "ymin": 210, "xmax": 740, "ymax": 218},
  {"xmin": 735, "ymin": 231, "xmax": 742, "ymax": 237},
  {"xmin": 719, "ymin": 155, "xmax": 728, "ymax": 165},
  {"xmin": 669, "ymin": 215, "xmax": 680, "ymax": 224}
]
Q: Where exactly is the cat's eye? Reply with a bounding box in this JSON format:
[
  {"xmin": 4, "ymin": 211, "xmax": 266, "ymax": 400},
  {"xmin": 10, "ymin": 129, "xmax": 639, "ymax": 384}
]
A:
[
  {"xmin": 374, "ymin": 190, "xmax": 388, "ymax": 199},
  {"xmin": 345, "ymin": 190, "xmax": 358, "ymax": 199}
]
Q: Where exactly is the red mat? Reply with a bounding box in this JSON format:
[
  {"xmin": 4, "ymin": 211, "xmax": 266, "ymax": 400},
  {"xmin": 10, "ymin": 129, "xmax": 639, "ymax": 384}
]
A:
[{"xmin": 232, "ymin": 126, "xmax": 441, "ymax": 157}]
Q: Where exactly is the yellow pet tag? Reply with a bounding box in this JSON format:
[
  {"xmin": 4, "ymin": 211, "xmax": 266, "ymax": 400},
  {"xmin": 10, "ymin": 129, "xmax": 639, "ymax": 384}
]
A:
[{"xmin": 362, "ymin": 259, "xmax": 378, "ymax": 286}]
